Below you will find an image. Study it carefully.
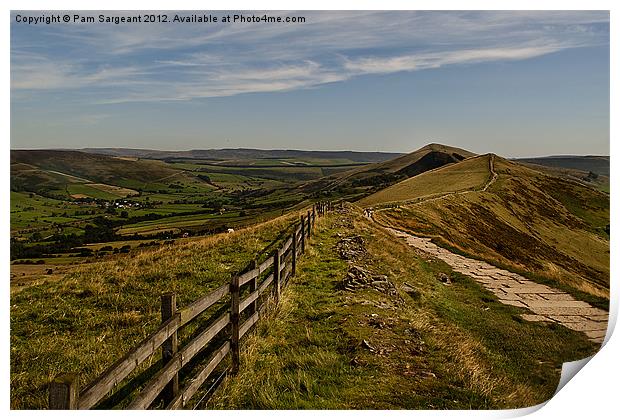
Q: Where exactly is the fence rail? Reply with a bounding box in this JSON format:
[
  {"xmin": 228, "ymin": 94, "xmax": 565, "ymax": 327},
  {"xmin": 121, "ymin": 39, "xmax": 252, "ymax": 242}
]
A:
[{"xmin": 48, "ymin": 201, "xmax": 334, "ymax": 410}]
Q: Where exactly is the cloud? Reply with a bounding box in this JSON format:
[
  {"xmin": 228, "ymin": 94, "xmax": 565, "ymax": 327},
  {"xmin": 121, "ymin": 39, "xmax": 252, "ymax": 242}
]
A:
[
  {"xmin": 11, "ymin": 52, "xmax": 147, "ymax": 90},
  {"xmin": 10, "ymin": 11, "xmax": 609, "ymax": 103},
  {"xmin": 343, "ymin": 43, "xmax": 570, "ymax": 75}
]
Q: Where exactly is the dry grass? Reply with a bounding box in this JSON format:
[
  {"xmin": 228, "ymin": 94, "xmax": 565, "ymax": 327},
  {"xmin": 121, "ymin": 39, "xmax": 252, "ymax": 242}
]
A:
[{"xmin": 358, "ymin": 155, "xmax": 491, "ymax": 207}]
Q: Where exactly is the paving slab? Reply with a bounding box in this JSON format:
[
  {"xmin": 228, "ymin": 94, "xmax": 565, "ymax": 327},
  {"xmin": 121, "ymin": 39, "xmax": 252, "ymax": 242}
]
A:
[
  {"xmin": 528, "ymin": 306, "xmax": 607, "ymax": 317},
  {"xmin": 521, "ymin": 314, "xmax": 551, "ymax": 322},
  {"xmin": 547, "ymin": 315, "xmax": 592, "ymax": 323},
  {"xmin": 494, "ymin": 292, "xmax": 522, "ymax": 301},
  {"xmin": 498, "ymin": 299, "xmax": 528, "ymax": 308},
  {"xmin": 584, "ymin": 330, "xmax": 607, "ymax": 340},
  {"xmin": 516, "ymin": 293, "xmax": 548, "ymax": 301},
  {"xmin": 561, "ymin": 321, "xmax": 608, "ymax": 332},
  {"xmin": 585, "ymin": 314, "xmax": 609, "ymax": 322},
  {"xmin": 540, "ymin": 293, "xmax": 577, "ymax": 301},
  {"xmin": 501, "ymin": 286, "xmax": 556, "ymax": 294},
  {"xmin": 523, "ymin": 300, "xmax": 592, "ymax": 309}
]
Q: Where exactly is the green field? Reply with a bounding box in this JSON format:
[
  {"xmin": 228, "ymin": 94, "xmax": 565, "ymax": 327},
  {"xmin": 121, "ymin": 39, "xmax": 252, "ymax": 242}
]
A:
[
  {"xmin": 117, "ymin": 212, "xmax": 242, "ymax": 235},
  {"xmin": 66, "ymin": 184, "xmax": 121, "ymax": 200},
  {"xmin": 11, "ymin": 191, "xmax": 88, "ymax": 231}
]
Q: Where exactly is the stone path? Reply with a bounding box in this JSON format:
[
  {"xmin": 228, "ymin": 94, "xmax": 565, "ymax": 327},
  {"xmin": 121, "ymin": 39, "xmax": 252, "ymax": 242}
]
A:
[{"xmin": 386, "ymin": 228, "xmax": 608, "ymax": 344}]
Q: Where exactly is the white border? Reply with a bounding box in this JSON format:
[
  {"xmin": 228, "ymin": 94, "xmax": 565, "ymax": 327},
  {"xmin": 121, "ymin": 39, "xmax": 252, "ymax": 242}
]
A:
[{"xmin": 3, "ymin": 1, "xmax": 616, "ymax": 419}]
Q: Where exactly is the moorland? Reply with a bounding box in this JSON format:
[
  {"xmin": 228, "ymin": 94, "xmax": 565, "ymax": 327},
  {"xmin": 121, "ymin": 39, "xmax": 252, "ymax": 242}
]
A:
[{"xmin": 10, "ymin": 144, "xmax": 610, "ymax": 409}]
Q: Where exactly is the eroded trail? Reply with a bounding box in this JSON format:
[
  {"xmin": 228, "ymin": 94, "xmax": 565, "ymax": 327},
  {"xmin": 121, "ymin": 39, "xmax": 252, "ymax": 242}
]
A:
[{"xmin": 386, "ymin": 228, "xmax": 608, "ymax": 344}]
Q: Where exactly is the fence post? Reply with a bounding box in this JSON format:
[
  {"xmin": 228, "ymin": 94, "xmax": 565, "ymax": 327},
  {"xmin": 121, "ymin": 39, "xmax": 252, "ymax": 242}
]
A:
[
  {"xmin": 292, "ymin": 230, "xmax": 297, "ymax": 277},
  {"xmin": 307, "ymin": 210, "xmax": 311, "ymax": 238},
  {"xmin": 312, "ymin": 206, "xmax": 316, "ymax": 228},
  {"xmin": 160, "ymin": 292, "xmax": 179, "ymax": 405},
  {"xmin": 248, "ymin": 259, "xmax": 258, "ymax": 315},
  {"xmin": 274, "ymin": 249, "xmax": 281, "ymax": 301},
  {"xmin": 300, "ymin": 216, "xmax": 306, "ymax": 254},
  {"xmin": 230, "ymin": 274, "xmax": 241, "ymax": 374},
  {"xmin": 49, "ymin": 373, "xmax": 79, "ymax": 409}
]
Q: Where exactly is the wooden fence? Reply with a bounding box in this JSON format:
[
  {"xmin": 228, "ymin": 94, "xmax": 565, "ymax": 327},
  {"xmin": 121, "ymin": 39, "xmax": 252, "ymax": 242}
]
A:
[{"xmin": 48, "ymin": 201, "xmax": 334, "ymax": 410}]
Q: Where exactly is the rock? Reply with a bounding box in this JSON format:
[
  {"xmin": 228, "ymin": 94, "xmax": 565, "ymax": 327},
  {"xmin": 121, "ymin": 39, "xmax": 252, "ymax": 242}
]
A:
[
  {"xmin": 438, "ymin": 273, "xmax": 451, "ymax": 284},
  {"xmin": 335, "ymin": 235, "xmax": 366, "ymax": 260},
  {"xmin": 401, "ymin": 285, "xmax": 414, "ymax": 293},
  {"xmin": 402, "ymin": 283, "xmax": 421, "ymax": 298},
  {"xmin": 371, "ymin": 280, "xmax": 390, "ymax": 287},
  {"xmin": 341, "ymin": 265, "xmax": 397, "ymax": 296}
]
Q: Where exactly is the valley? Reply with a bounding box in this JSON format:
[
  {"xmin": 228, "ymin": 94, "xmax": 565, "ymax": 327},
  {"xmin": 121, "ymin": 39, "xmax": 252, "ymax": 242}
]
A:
[{"xmin": 10, "ymin": 149, "xmax": 395, "ymax": 271}]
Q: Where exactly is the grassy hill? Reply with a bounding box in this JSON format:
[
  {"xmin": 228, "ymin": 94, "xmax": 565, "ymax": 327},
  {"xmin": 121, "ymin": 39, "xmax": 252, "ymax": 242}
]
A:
[
  {"xmin": 301, "ymin": 143, "xmax": 476, "ymax": 197},
  {"xmin": 358, "ymin": 154, "xmax": 493, "ymax": 207},
  {"xmin": 515, "ymin": 161, "xmax": 610, "ymax": 193},
  {"xmin": 11, "ymin": 150, "xmax": 181, "ymax": 189},
  {"xmin": 371, "ymin": 156, "xmax": 609, "ymax": 303}
]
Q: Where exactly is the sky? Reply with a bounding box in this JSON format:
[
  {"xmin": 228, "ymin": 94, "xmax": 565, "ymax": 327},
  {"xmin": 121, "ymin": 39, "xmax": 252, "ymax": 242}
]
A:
[{"xmin": 10, "ymin": 10, "xmax": 610, "ymax": 157}]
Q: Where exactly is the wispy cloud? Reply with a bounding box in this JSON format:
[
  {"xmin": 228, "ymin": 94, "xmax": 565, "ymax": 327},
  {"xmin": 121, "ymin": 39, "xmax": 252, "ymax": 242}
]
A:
[
  {"xmin": 343, "ymin": 43, "xmax": 570, "ymax": 74},
  {"xmin": 11, "ymin": 52, "xmax": 147, "ymax": 90},
  {"xmin": 10, "ymin": 11, "xmax": 609, "ymax": 104}
]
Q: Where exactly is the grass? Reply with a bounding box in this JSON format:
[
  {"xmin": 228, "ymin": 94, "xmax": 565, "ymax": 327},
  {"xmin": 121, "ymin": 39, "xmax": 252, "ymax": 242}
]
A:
[
  {"xmin": 358, "ymin": 155, "xmax": 492, "ymax": 207},
  {"xmin": 66, "ymin": 183, "xmax": 120, "ymax": 200},
  {"xmin": 9, "ymin": 209, "xmax": 308, "ymax": 409},
  {"xmin": 11, "ymin": 150, "xmax": 180, "ymax": 186},
  {"xmin": 86, "ymin": 183, "xmax": 138, "ymax": 197},
  {"xmin": 208, "ymin": 206, "xmax": 596, "ymax": 409}
]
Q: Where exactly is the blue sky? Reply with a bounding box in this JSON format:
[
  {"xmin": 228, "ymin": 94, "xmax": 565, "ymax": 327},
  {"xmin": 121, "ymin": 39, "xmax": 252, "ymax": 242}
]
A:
[{"xmin": 10, "ymin": 11, "xmax": 609, "ymax": 156}]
